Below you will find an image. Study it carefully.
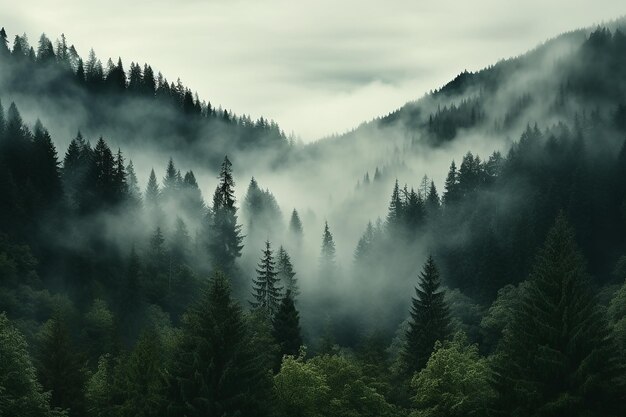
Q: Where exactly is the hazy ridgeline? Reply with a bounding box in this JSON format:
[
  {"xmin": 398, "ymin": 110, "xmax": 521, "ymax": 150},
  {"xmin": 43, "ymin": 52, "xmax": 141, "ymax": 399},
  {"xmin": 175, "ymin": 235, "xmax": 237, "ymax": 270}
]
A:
[{"xmin": 1, "ymin": 19, "xmax": 626, "ymax": 417}]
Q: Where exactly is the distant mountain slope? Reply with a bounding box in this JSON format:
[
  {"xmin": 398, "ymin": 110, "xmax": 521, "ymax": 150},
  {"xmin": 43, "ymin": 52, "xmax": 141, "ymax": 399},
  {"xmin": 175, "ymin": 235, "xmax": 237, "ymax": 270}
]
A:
[
  {"xmin": 303, "ymin": 17, "xmax": 626, "ymax": 163},
  {"xmin": 0, "ymin": 27, "xmax": 292, "ymax": 169}
]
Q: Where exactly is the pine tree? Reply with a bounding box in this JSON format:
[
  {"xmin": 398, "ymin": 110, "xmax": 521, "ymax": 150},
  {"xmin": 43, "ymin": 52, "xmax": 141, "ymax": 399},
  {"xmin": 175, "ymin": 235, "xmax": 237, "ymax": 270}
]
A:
[
  {"xmin": 386, "ymin": 179, "xmax": 404, "ymax": 233},
  {"xmin": 251, "ymin": 241, "xmax": 283, "ymax": 316},
  {"xmin": 91, "ymin": 137, "xmax": 116, "ymax": 206},
  {"xmin": 402, "ymin": 256, "xmax": 451, "ymax": 375},
  {"xmin": 112, "ymin": 148, "xmax": 128, "ymax": 203},
  {"xmin": 493, "ymin": 214, "xmax": 625, "ymax": 417},
  {"xmin": 36, "ymin": 313, "xmax": 87, "ymax": 417},
  {"xmin": 181, "ymin": 170, "xmax": 206, "ymax": 224},
  {"xmin": 125, "ymin": 160, "xmax": 141, "ymax": 205},
  {"xmin": 272, "ymin": 290, "xmax": 303, "ymax": 360},
  {"xmin": 277, "ymin": 246, "xmax": 299, "ymax": 298},
  {"xmin": 0, "ymin": 27, "xmax": 9, "ymax": 56},
  {"xmin": 167, "ymin": 272, "xmax": 271, "ymax": 417},
  {"xmin": 32, "ymin": 121, "xmax": 62, "ymax": 207},
  {"xmin": 320, "ymin": 221, "xmax": 336, "ymax": 272},
  {"xmin": 162, "ymin": 157, "xmax": 180, "ymax": 202},
  {"xmin": 442, "ymin": 160, "xmax": 460, "ymax": 206},
  {"xmin": 145, "ymin": 168, "xmax": 160, "ymax": 208},
  {"xmin": 208, "ymin": 156, "xmax": 244, "ymax": 275},
  {"xmin": 354, "ymin": 221, "xmax": 375, "ymax": 263},
  {"xmin": 425, "ymin": 181, "xmax": 440, "ymax": 217},
  {"xmin": 289, "ymin": 208, "xmax": 303, "ymax": 247}
]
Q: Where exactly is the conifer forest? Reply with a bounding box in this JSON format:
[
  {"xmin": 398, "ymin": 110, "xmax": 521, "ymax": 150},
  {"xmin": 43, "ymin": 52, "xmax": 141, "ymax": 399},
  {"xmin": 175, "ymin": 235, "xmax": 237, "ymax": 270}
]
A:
[{"xmin": 1, "ymin": 6, "xmax": 626, "ymax": 417}]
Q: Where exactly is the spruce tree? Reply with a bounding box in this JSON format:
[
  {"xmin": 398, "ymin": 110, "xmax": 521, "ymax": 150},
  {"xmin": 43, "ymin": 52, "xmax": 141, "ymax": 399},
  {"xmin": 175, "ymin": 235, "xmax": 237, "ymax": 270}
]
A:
[
  {"xmin": 145, "ymin": 168, "xmax": 160, "ymax": 205},
  {"xmin": 277, "ymin": 246, "xmax": 298, "ymax": 299},
  {"xmin": 32, "ymin": 121, "xmax": 62, "ymax": 207},
  {"xmin": 425, "ymin": 181, "xmax": 440, "ymax": 215},
  {"xmin": 493, "ymin": 214, "xmax": 625, "ymax": 417},
  {"xmin": 112, "ymin": 148, "xmax": 128, "ymax": 203},
  {"xmin": 167, "ymin": 272, "xmax": 271, "ymax": 417},
  {"xmin": 162, "ymin": 157, "xmax": 180, "ymax": 202},
  {"xmin": 125, "ymin": 160, "xmax": 141, "ymax": 205},
  {"xmin": 0, "ymin": 27, "xmax": 8, "ymax": 56},
  {"xmin": 272, "ymin": 290, "xmax": 303, "ymax": 360},
  {"xmin": 288, "ymin": 208, "xmax": 303, "ymax": 247},
  {"xmin": 442, "ymin": 160, "xmax": 460, "ymax": 206},
  {"xmin": 208, "ymin": 156, "xmax": 243, "ymax": 275},
  {"xmin": 251, "ymin": 241, "xmax": 283, "ymax": 316},
  {"xmin": 320, "ymin": 221, "xmax": 336, "ymax": 273},
  {"xmin": 354, "ymin": 221, "xmax": 375, "ymax": 263},
  {"xmin": 402, "ymin": 256, "xmax": 450, "ymax": 375},
  {"xmin": 386, "ymin": 179, "xmax": 404, "ymax": 233},
  {"xmin": 36, "ymin": 313, "xmax": 87, "ymax": 417}
]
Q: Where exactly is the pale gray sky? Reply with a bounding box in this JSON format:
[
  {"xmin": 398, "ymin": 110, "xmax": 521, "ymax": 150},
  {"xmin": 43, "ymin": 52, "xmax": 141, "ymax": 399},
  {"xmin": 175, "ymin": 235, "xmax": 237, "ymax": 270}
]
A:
[{"xmin": 1, "ymin": 0, "xmax": 624, "ymax": 141}]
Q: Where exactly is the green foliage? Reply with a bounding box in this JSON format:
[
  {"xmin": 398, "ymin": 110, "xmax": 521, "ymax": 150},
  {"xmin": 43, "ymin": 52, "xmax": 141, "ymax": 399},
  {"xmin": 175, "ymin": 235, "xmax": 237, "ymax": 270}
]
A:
[
  {"xmin": 273, "ymin": 290, "xmax": 303, "ymax": 361},
  {"xmin": 274, "ymin": 351, "xmax": 397, "ymax": 417},
  {"xmin": 402, "ymin": 256, "xmax": 451, "ymax": 375},
  {"xmin": 493, "ymin": 214, "xmax": 625, "ymax": 417},
  {"xmin": 0, "ymin": 313, "xmax": 62, "ymax": 417},
  {"xmin": 410, "ymin": 332, "xmax": 495, "ymax": 417},
  {"xmin": 167, "ymin": 271, "xmax": 271, "ymax": 417}
]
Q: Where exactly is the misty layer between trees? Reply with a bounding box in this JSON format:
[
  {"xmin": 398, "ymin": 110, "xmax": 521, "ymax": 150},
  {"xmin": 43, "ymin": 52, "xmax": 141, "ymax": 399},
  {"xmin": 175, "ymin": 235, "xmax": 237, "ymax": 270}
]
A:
[{"xmin": 1, "ymin": 18, "xmax": 626, "ymax": 417}]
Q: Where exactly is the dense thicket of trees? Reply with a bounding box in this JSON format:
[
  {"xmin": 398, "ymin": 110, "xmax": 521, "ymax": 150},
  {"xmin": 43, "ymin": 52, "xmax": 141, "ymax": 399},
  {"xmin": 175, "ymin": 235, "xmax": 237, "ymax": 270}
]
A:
[{"xmin": 1, "ymin": 24, "xmax": 626, "ymax": 417}]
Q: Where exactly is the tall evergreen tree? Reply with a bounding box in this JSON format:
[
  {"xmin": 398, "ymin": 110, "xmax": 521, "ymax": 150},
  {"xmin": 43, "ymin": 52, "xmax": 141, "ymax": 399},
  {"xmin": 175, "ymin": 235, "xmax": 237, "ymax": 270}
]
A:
[
  {"xmin": 272, "ymin": 290, "xmax": 303, "ymax": 360},
  {"xmin": 32, "ymin": 120, "xmax": 62, "ymax": 207},
  {"xmin": 386, "ymin": 179, "xmax": 404, "ymax": 233},
  {"xmin": 251, "ymin": 241, "xmax": 283, "ymax": 316},
  {"xmin": 167, "ymin": 272, "xmax": 271, "ymax": 417},
  {"xmin": 125, "ymin": 160, "xmax": 141, "ymax": 205},
  {"xmin": 493, "ymin": 214, "xmax": 625, "ymax": 417},
  {"xmin": 288, "ymin": 208, "xmax": 303, "ymax": 247},
  {"xmin": 208, "ymin": 156, "xmax": 243, "ymax": 275},
  {"xmin": 0, "ymin": 27, "xmax": 9, "ymax": 56},
  {"xmin": 36, "ymin": 313, "xmax": 87, "ymax": 417},
  {"xmin": 320, "ymin": 221, "xmax": 336, "ymax": 273},
  {"xmin": 276, "ymin": 246, "xmax": 298, "ymax": 299},
  {"xmin": 442, "ymin": 160, "xmax": 460, "ymax": 206},
  {"xmin": 402, "ymin": 256, "xmax": 451, "ymax": 375}
]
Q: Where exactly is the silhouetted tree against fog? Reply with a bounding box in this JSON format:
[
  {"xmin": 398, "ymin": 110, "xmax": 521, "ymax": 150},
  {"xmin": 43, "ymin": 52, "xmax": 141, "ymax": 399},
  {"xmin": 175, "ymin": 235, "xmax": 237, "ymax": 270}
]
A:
[
  {"xmin": 208, "ymin": 155, "xmax": 244, "ymax": 278},
  {"xmin": 276, "ymin": 246, "xmax": 299, "ymax": 299},
  {"xmin": 250, "ymin": 240, "xmax": 282, "ymax": 317},
  {"xmin": 319, "ymin": 221, "xmax": 336, "ymax": 280},
  {"xmin": 402, "ymin": 256, "xmax": 450, "ymax": 376}
]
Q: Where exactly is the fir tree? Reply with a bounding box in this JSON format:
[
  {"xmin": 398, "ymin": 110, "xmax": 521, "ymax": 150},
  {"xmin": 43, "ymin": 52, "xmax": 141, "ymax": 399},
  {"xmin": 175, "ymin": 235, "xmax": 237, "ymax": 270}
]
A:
[
  {"xmin": 272, "ymin": 290, "xmax": 303, "ymax": 360},
  {"xmin": 289, "ymin": 208, "xmax": 303, "ymax": 247},
  {"xmin": 277, "ymin": 246, "xmax": 299, "ymax": 299},
  {"xmin": 354, "ymin": 221, "xmax": 375, "ymax": 263},
  {"xmin": 493, "ymin": 214, "xmax": 625, "ymax": 417},
  {"xmin": 442, "ymin": 160, "xmax": 460, "ymax": 206},
  {"xmin": 167, "ymin": 272, "xmax": 271, "ymax": 417},
  {"xmin": 251, "ymin": 241, "xmax": 283, "ymax": 316},
  {"xmin": 36, "ymin": 313, "xmax": 87, "ymax": 417},
  {"xmin": 320, "ymin": 221, "xmax": 336, "ymax": 272},
  {"xmin": 0, "ymin": 27, "xmax": 9, "ymax": 56},
  {"xmin": 402, "ymin": 256, "xmax": 451, "ymax": 375},
  {"xmin": 145, "ymin": 168, "xmax": 160, "ymax": 208},
  {"xmin": 208, "ymin": 156, "xmax": 244, "ymax": 275},
  {"xmin": 386, "ymin": 179, "xmax": 404, "ymax": 233},
  {"xmin": 32, "ymin": 120, "xmax": 62, "ymax": 207},
  {"xmin": 125, "ymin": 160, "xmax": 141, "ymax": 205}
]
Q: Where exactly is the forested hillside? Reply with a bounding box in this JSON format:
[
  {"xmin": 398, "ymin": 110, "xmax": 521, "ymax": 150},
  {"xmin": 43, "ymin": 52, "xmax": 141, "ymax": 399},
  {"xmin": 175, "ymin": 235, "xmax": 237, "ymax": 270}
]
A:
[{"xmin": 0, "ymin": 20, "xmax": 626, "ymax": 417}]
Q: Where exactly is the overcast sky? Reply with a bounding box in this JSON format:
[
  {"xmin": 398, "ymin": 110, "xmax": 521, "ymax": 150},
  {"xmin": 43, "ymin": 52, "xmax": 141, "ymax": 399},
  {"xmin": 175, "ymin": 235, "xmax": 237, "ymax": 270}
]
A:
[{"xmin": 1, "ymin": 1, "xmax": 624, "ymax": 141}]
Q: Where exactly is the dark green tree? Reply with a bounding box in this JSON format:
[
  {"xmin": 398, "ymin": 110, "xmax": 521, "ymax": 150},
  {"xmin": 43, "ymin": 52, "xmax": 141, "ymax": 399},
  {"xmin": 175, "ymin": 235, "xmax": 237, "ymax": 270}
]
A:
[
  {"xmin": 402, "ymin": 256, "xmax": 450, "ymax": 375},
  {"xmin": 288, "ymin": 208, "xmax": 303, "ymax": 248},
  {"xmin": 0, "ymin": 313, "xmax": 59, "ymax": 417},
  {"xmin": 319, "ymin": 221, "xmax": 336, "ymax": 274},
  {"xmin": 167, "ymin": 272, "xmax": 271, "ymax": 417},
  {"xmin": 493, "ymin": 214, "xmax": 625, "ymax": 417},
  {"xmin": 36, "ymin": 313, "xmax": 87, "ymax": 417},
  {"xmin": 277, "ymin": 246, "xmax": 298, "ymax": 298},
  {"xmin": 442, "ymin": 160, "xmax": 460, "ymax": 206},
  {"xmin": 251, "ymin": 241, "xmax": 283, "ymax": 316},
  {"xmin": 272, "ymin": 290, "xmax": 303, "ymax": 360},
  {"xmin": 208, "ymin": 156, "xmax": 243, "ymax": 275}
]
